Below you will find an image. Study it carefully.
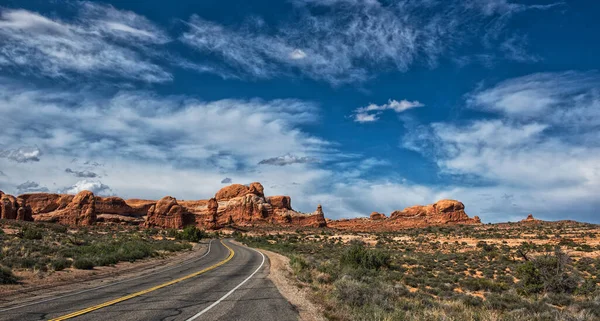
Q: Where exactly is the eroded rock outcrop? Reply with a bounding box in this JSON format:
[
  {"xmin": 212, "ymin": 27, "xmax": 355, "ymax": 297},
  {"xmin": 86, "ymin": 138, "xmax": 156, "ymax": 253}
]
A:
[
  {"xmin": 17, "ymin": 193, "xmax": 73, "ymax": 215},
  {"xmin": 520, "ymin": 214, "xmax": 540, "ymax": 223},
  {"xmin": 329, "ymin": 199, "xmax": 481, "ymax": 232},
  {"xmin": 389, "ymin": 199, "xmax": 478, "ymax": 225},
  {"xmin": 34, "ymin": 191, "xmax": 96, "ymax": 226},
  {"xmin": 1, "ymin": 192, "xmax": 33, "ymax": 221},
  {"xmin": 145, "ymin": 196, "xmax": 193, "ymax": 229},
  {"xmin": 370, "ymin": 212, "xmax": 387, "ymax": 220},
  {"xmin": 267, "ymin": 196, "xmax": 292, "ymax": 210},
  {"xmin": 215, "ymin": 184, "xmax": 250, "ymax": 201}
]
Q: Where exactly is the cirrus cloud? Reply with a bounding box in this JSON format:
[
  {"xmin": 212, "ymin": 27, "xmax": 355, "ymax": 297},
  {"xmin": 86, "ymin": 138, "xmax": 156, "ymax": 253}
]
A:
[{"xmin": 0, "ymin": 3, "xmax": 171, "ymax": 83}]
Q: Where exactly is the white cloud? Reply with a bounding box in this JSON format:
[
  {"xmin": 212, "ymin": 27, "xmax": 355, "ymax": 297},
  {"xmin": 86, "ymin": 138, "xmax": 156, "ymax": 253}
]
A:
[
  {"xmin": 59, "ymin": 180, "xmax": 112, "ymax": 196},
  {"xmin": 0, "ymin": 3, "xmax": 171, "ymax": 82},
  {"xmin": 0, "ymin": 80, "xmax": 339, "ymax": 204},
  {"xmin": 353, "ymin": 99, "xmax": 423, "ymax": 122},
  {"xmin": 0, "ymin": 146, "xmax": 42, "ymax": 163},
  {"xmin": 354, "ymin": 113, "xmax": 379, "ymax": 123},
  {"xmin": 289, "ymin": 49, "xmax": 307, "ymax": 60},
  {"xmin": 467, "ymin": 71, "xmax": 600, "ymax": 121},
  {"xmin": 181, "ymin": 0, "xmax": 560, "ymax": 84},
  {"xmin": 403, "ymin": 71, "xmax": 600, "ymax": 222},
  {"xmin": 258, "ymin": 154, "xmax": 318, "ymax": 166}
]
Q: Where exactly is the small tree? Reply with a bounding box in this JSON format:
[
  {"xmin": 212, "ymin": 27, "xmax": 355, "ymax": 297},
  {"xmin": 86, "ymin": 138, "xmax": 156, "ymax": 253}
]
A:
[{"xmin": 516, "ymin": 247, "xmax": 581, "ymax": 295}]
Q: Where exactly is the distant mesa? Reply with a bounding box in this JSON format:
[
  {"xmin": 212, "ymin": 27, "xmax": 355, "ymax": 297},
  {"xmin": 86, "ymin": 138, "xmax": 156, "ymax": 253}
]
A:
[{"xmin": 329, "ymin": 199, "xmax": 481, "ymax": 232}]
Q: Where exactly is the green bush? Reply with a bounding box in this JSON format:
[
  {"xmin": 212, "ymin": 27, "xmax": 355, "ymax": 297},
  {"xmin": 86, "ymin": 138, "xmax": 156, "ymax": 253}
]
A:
[
  {"xmin": 177, "ymin": 225, "xmax": 206, "ymax": 242},
  {"xmin": 20, "ymin": 227, "xmax": 43, "ymax": 240},
  {"xmin": 0, "ymin": 266, "xmax": 18, "ymax": 284},
  {"xmin": 516, "ymin": 248, "xmax": 580, "ymax": 295},
  {"xmin": 340, "ymin": 242, "xmax": 391, "ymax": 271},
  {"xmin": 51, "ymin": 258, "xmax": 71, "ymax": 271},
  {"xmin": 73, "ymin": 258, "xmax": 95, "ymax": 270}
]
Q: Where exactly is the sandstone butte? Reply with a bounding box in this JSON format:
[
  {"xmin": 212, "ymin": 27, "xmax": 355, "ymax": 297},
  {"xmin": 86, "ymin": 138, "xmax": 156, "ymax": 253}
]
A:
[
  {"xmin": 1, "ymin": 185, "xmax": 483, "ymax": 231},
  {"xmin": 520, "ymin": 214, "xmax": 541, "ymax": 223}
]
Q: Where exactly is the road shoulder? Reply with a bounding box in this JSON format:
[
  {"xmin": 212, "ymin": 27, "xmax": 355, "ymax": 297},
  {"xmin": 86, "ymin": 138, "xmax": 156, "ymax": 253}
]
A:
[{"xmin": 259, "ymin": 249, "xmax": 326, "ymax": 321}]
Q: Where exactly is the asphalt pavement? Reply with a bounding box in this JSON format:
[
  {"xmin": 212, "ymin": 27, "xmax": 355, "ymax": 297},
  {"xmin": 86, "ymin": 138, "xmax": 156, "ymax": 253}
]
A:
[{"xmin": 0, "ymin": 239, "xmax": 299, "ymax": 321}]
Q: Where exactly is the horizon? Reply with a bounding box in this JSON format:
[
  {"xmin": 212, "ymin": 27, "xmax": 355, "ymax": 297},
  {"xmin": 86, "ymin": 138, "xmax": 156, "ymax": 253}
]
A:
[{"xmin": 0, "ymin": 0, "xmax": 599, "ymax": 223}]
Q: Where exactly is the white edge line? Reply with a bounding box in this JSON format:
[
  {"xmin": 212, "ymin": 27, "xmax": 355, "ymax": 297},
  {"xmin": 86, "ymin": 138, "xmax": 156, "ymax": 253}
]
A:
[
  {"xmin": 0, "ymin": 239, "xmax": 214, "ymax": 313},
  {"xmin": 185, "ymin": 242, "xmax": 266, "ymax": 321}
]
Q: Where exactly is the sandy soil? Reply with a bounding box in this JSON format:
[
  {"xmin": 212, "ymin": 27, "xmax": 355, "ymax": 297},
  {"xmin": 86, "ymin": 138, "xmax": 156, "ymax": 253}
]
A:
[
  {"xmin": 0, "ymin": 241, "xmax": 208, "ymax": 308},
  {"xmin": 260, "ymin": 249, "xmax": 326, "ymax": 321}
]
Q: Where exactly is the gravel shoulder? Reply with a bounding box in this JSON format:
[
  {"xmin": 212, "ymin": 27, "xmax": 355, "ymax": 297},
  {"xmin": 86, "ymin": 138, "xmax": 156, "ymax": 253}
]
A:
[{"xmin": 259, "ymin": 248, "xmax": 326, "ymax": 321}]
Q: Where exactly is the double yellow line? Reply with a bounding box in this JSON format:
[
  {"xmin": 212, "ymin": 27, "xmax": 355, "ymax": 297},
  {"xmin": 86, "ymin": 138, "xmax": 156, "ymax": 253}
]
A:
[{"xmin": 50, "ymin": 240, "xmax": 234, "ymax": 321}]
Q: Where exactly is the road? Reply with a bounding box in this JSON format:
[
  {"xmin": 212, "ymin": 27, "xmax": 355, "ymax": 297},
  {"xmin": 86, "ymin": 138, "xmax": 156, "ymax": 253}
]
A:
[{"xmin": 0, "ymin": 240, "xmax": 299, "ymax": 321}]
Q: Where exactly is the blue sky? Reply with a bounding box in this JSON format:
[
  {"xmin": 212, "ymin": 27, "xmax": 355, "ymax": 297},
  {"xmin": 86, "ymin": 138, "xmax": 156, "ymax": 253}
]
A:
[{"xmin": 0, "ymin": 0, "xmax": 598, "ymax": 223}]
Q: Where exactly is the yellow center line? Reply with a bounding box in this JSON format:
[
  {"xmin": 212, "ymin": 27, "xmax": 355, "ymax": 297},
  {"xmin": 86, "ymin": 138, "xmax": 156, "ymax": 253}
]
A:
[{"xmin": 49, "ymin": 240, "xmax": 235, "ymax": 321}]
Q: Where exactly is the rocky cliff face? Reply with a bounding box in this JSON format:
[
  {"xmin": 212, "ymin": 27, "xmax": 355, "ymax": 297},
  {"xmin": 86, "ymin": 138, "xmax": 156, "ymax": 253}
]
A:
[
  {"xmin": 34, "ymin": 191, "xmax": 96, "ymax": 226},
  {"xmin": 329, "ymin": 199, "xmax": 481, "ymax": 232},
  {"xmin": 1, "ymin": 191, "xmax": 33, "ymax": 221}
]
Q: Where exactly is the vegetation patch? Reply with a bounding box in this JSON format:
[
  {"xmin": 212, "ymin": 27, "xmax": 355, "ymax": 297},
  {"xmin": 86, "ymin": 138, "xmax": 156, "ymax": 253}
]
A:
[{"xmin": 237, "ymin": 221, "xmax": 600, "ymax": 320}]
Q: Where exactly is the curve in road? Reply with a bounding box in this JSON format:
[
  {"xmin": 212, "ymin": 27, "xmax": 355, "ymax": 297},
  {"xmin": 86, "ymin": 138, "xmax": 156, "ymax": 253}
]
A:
[{"xmin": 0, "ymin": 239, "xmax": 298, "ymax": 321}]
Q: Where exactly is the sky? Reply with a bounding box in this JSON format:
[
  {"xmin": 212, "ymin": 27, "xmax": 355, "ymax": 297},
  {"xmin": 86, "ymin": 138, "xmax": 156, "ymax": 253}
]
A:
[{"xmin": 0, "ymin": 0, "xmax": 598, "ymax": 223}]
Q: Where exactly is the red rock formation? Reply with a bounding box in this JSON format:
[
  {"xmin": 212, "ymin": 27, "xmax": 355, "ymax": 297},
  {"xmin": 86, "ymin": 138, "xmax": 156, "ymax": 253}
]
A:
[
  {"xmin": 291, "ymin": 204, "xmax": 326, "ymax": 227},
  {"xmin": 145, "ymin": 196, "xmax": 194, "ymax": 229},
  {"xmin": 212, "ymin": 183, "xmax": 325, "ymax": 228},
  {"xmin": 267, "ymin": 196, "xmax": 292, "ymax": 210},
  {"xmin": 35, "ymin": 191, "xmax": 96, "ymax": 226},
  {"xmin": 205, "ymin": 198, "xmax": 219, "ymax": 229},
  {"xmin": 8, "ymin": 182, "xmax": 326, "ymax": 229},
  {"xmin": 329, "ymin": 199, "xmax": 480, "ymax": 232},
  {"xmin": 1, "ymin": 193, "xmax": 18, "ymax": 220},
  {"xmin": 215, "ymin": 184, "xmax": 249, "ymax": 201},
  {"xmin": 1, "ymin": 192, "xmax": 33, "ymax": 221},
  {"xmin": 370, "ymin": 212, "xmax": 387, "ymax": 220},
  {"xmin": 520, "ymin": 214, "xmax": 540, "ymax": 223},
  {"xmin": 17, "ymin": 193, "xmax": 73, "ymax": 215},
  {"xmin": 389, "ymin": 200, "xmax": 476, "ymax": 224}
]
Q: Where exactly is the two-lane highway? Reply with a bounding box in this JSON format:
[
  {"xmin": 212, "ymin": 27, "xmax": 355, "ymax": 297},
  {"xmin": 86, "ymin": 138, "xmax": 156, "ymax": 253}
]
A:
[{"xmin": 0, "ymin": 240, "xmax": 299, "ymax": 321}]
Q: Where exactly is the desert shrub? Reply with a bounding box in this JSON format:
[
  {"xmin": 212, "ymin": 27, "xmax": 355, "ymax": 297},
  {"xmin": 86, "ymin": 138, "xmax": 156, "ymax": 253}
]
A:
[
  {"xmin": 340, "ymin": 242, "xmax": 391, "ymax": 271},
  {"xmin": 515, "ymin": 261, "xmax": 544, "ymax": 295},
  {"xmin": 516, "ymin": 248, "xmax": 580, "ymax": 295},
  {"xmin": 576, "ymin": 279, "xmax": 599, "ymax": 297},
  {"xmin": 461, "ymin": 294, "xmax": 484, "ymax": 307},
  {"xmin": 20, "ymin": 226, "xmax": 43, "ymax": 240},
  {"xmin": 0, "ymin": 266, "xmax": 18, "ymax": 284},
  {"xmin": 51, "ymin": 257, "xmax": 71, "ymax": 271},
  {"xmin": 166, "ymin": 229, "xmax": 179, "ymax": 238},
  {"xmin": 543, "ymin": 293, "xmax": 573, "ymax": 307},
  {"xmin": 73, "ymin": 258, "xmax": 94, "ymax": 270},
  {"xmin": 333, "ymin": 278, "xmax": 371, "ymax": 307},
  {"xmin": 177, "ymin": 225, "xmax": 205, "ymax": 242},
  {"xmin": 485, "ymin": 292, "xmax": 529, "ymax": 311}
]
